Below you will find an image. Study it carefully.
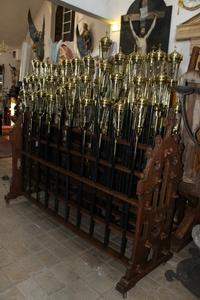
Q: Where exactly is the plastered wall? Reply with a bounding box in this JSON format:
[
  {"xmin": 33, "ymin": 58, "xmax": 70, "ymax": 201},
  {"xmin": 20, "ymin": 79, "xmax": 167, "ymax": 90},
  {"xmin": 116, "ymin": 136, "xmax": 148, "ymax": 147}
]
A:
[{"xmin": 62, "ymin": 0, "xmax": 200, "ymax": 73}]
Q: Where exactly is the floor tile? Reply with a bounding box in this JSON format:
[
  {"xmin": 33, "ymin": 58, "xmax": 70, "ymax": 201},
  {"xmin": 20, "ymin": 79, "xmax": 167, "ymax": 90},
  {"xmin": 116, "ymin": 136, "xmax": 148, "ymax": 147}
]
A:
[
  {"xmin": 83, "ymin": 270, "xmax": 115, "ymax": 294},
  {"xmin": 18, "ymin": 254, "xmax": 44, "ymax": 274},
  {"xmin": 153, "ymin": 287, "xmax": 185, "ymax": 300},
  {"xmin": 128, "ymin": 285, "xmax": 158, "ymax": 300},
  {"xmin": 135, "ymin": 276, "xmax": 160, "ymax": 292},
  {"xmin": 0, "ymin": 269, "xmax": 12, "ymax": 293},
  {"xmin": 17, "ymin": 278, "xmax": 48, "ymax": 300},
  {"xmin": 33, "ymin": 269, "xmax": 65, "ymax": 294},
  {"xmin": 48, "ymin": 287, "xmax": 76, "ymax": 300},
  {"xmin": 2, "ymin": 261, "xmax": 30, "ymax": 284},
  {"xmin": 50, "ymin": 262, "xmax": 80, "ymax": 283},
  {"xmin": 23, "ymin": 238, "xmax": 44, "ymax": 253},
  {"xmin": 80, "ymin": 248, "xmax": 105, "ymax": 269},
  {"xmin": 47, "ymin": 228, "xmax": 74, "ymax": 242},
  {"xmin": 96, "ymin": 263, "xmax": 122, "ymax": 281},
  {"xmin": 23, "ymin": 223, "xmax": 46, "ymax": 237},
  {"xmin": 0, "ymin": 287, "xmax": 25, "ymax": 300},
  {"xmin": 37, "ymin": 249, "xmax": 60, "ymax": 267},
  {"xmin": 48, "ymin": 275, "xmax": 101, "ymax": 299},
  {"xmin": 0, "ymin": 248, "xmax": 13, "ymax": 267},
  {"xmin": 61, "ymin": 238, "xmax": 89, "ymax": 254},
  {"xmin": 36, "ymin": 232, "xmax": 59, "ymax": 248},
  {"xmin": 7, "ymin": 242, "xmax": 31, "ymax": 260},
  {"xmin": 48, "ymin": 243, "xmax": 73, "ymax": 259},
  {"xmin": 66, "ymin": 278, "xmax": 100, "ymax": 300},
  {"xmin": 36, "ymin": 218, "xmax": 60, "ymax": 231},
  {"xmin": 102, "ymin": 288, "xmax": 129, "ymax": 300}
]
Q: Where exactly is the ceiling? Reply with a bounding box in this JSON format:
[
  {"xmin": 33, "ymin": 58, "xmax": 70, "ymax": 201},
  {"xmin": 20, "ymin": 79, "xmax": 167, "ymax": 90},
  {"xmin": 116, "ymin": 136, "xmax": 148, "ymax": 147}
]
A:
[{"xmin": 0, "ymin": 0, "xmax": 45, "ymax": 49}]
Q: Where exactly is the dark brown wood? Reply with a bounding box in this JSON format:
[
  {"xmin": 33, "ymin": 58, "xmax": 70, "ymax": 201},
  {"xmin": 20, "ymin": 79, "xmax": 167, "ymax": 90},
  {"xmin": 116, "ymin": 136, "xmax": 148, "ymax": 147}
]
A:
[
  {"xmin": 54, "ymin": 6, "xmax": 64, "ymax": 42},
  {"xmin": 5, "ymin": 116, "xmax": 23, "ymax": 202},
  {"xmin": 22, "ymin": 151, "xmax": 139, "ymax": 207}
]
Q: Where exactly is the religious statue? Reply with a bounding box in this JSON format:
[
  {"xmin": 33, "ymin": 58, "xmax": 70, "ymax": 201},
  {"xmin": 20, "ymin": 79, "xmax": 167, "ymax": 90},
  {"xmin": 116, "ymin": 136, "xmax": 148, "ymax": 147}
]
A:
[
  {"xmin": 128, "ymin": 12, "xmax": 157, "ymax": 54},
  {"xmin": 76, "ymin": 22, "xmax": 93, "ymax": 57},
  {"xmin": 173, "ymin": 50, "xmax": 200, "ymax": 243},
  {"xmin": 81, "ymin": 23, "xmax": 93, "ymax": 52},
  {"xmin": 9, "ymin": 64, "xmax": 18, "ymax": 86},
  {"xmin": 179, "ymin": 62, "xmax": 200, "ymax": 185},
  {"xmin": 28, "ymin": 9, "xmax": 45, "ymax": 61}
]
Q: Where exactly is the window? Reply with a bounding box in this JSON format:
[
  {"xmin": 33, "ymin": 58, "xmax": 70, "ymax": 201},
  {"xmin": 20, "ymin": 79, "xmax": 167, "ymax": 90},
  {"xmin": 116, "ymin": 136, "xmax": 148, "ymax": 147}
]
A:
[{"xmin": 55, "ymin": 6, "xmax": 75, "ymax": 42}]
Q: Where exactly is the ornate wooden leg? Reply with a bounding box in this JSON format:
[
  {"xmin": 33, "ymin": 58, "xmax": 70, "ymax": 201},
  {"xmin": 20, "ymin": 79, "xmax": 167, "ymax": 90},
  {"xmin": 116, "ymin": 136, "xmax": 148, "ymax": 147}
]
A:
[{"xmin": 5, "ymin": 116, "xmax": 23, "ymax": 203}]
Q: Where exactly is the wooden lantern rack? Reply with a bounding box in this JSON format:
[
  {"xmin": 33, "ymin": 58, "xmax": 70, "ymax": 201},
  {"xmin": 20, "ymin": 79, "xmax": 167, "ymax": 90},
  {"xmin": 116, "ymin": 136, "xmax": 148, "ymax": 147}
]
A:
[{"xmin": 6, "ymin": 112, "xmax": 183, "ymax": 295}]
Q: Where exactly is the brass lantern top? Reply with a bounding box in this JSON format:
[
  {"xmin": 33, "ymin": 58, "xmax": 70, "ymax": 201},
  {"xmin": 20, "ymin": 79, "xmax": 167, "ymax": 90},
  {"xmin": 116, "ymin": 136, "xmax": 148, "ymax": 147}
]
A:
[
  {"xmin": 72, "ymin": 57, "xmax": 81, "ymax": 65},
  {"xmin": 154, "ymin": 47, "xmax": 167, "ymax": 61},
  {"xmin": 99, "ymin": 60, "xmax": 112, "ymax": 71},
  {"xmin": 154, "ymin": 74, "xmax": 169, "ymax": 84},
  {"xmin": 114, "ymin": 47, "xmax": 127, "ymax": 63},
  {"xmin": 129, "ymin": 51, "xmax": 143, "ymax": 63},
  {"xmin": 133, "ymin": 75, "xmax": 146, "ymax": 85},
  {"xmin": 100, "ymin": 32, "xmax": 112, "ymax": 51},
  {"xmin": 147, "ymin": 46, "xmax": 166, "ymax": 62},
  {"xmin": 169, "ymin": 49, "xmax": 183, "ymax": 63},
  {"xmin": 83, "ymin": 52, "xmax": 94, "ymax": 63},
  {"xmin": 32, "ymin": 59, "xmax": 40, "ymax": 69},
  {"xmin": 83, "ymin": 53, "xmax": 95, "ymax": 71},
  {"xmin": 62, "ymin": 58, "xmax": 71, "ymax": 67},
  {"xmin": 81, "ymin": 74, "xmax": 91, "ymax": 84},
  {"xmin": 147, "ymin": 48, "xmax": 157, "ymax": 61},
  {"xmin": 110, "ymin": 73, "xmax": 123, "ymax": 81}
]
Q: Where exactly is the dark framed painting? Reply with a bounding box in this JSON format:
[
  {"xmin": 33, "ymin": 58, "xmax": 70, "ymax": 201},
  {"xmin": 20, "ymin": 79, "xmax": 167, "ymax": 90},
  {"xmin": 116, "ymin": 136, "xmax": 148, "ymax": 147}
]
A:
[{"xmin": 120, "ymin": 0, "xmax": 172, "ymax": 54}]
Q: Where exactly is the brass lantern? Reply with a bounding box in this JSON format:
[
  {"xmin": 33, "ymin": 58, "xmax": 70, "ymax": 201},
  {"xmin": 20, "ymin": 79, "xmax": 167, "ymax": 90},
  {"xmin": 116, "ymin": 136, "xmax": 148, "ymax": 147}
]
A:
[
  {"xmin": 168, "ymin": 49, "xmax": 183, "ymax": 86},
  {"xmin": 113, "ymin": 48, "xmax": 127, "ymax": 75},
  {"xmin": 99, "ymin": 32, "xmax": 113, "ymax": 60}
]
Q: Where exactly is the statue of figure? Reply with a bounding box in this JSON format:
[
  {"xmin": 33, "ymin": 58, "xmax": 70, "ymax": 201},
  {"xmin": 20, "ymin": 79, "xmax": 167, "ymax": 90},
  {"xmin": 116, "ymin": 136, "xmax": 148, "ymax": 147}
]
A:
[
  {"xmin": 76, "ymin": 23, "xmax": 93, "ymax": 57},
  {"xmin": 129, "ymin": 13, "xmax": 157, "ymax": 54},
  {"xmin": 173, "ymin": 55, "xmax": 200, "ymax": 243},
  {"xmin": 28, "ymin": 9, "xmax": 45, "ymax": 61},
  {"xmin": 9, "ymin": 64, "xmax": 18, "ymax": 86},
  {"xmin": 179, "ymin": 65, "xmax": 200, "ymax": 185},
  {"xmin": 81, "ymin": 23, "xmax": 93, "ymax": 53}
]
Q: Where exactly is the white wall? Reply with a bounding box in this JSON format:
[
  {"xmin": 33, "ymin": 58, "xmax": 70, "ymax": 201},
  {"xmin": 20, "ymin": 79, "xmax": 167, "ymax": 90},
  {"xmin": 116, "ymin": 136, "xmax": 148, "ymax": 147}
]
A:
[
  {"xmin": 55, "ymin": 0, "xmax": 114, "ymax": 20},
  {"xmin": 0, "ymin": 52, "xmax": 20, "ymax": 91},
  {"xmin": 166, "ymin": 0, "xmax": 200, "ymax": 74},
  {"xmin": 62, "ymin": 0, "xmax": 200, "ymax": 73},
  {"xmin": 30, "ymin": 1, "xmax": 109, "ymax": 59}
]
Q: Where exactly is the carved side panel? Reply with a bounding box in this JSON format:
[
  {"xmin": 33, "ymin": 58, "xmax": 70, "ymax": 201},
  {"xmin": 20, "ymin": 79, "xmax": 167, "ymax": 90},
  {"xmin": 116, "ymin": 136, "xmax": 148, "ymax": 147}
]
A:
[{"xmin": 116, "ymin": 129, "xmax": 183, "ymax": 294}]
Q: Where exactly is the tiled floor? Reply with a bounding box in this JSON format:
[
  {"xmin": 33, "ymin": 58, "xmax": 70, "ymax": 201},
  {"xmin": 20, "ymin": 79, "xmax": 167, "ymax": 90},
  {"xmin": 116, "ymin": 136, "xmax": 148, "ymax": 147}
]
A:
[{"xmin": 0, "ymin": 158, "xmax": 197, "ymax": 299}]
